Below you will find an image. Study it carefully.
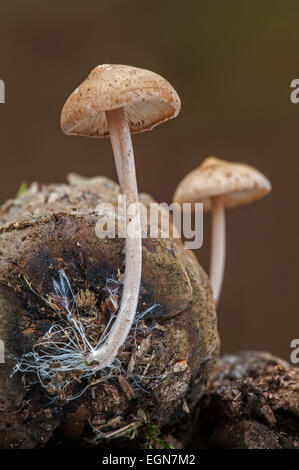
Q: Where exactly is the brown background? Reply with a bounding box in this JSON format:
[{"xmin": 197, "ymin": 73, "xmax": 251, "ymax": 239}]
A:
[{"xmin": 0, "ymin": 1, "xmax": 298, "ymax": 360}]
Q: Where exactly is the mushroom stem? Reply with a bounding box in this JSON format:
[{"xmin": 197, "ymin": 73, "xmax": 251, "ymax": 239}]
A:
[
  {"xmin": 88, "ymin": 107, "xmax": 142, "ymax": 369},
  {"xmin": 210, "ymin": 196, "xmax": 226, "ymax": 304}
]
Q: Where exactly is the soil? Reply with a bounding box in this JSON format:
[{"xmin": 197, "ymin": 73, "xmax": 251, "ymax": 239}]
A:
[{"xmin": 0, "ymin": 174, "xmax": 219, "ymax": 448}]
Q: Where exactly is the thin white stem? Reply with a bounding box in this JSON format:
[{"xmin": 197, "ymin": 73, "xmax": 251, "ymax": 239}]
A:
[
  {"xmin": 88, "ymin": 107, "xmax": 142, "ymax": 369},
  {"xmin": 210, "ymin": 196, "xmax": 226, "ymax": 305}
]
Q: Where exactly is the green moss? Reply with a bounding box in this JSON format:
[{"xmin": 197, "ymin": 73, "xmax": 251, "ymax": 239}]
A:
[
  {"xmin": 16, "ymin": 182, "xmax": 28, "ymax": 198},
  {"xmin": 145, "ymin": 424, "xmax": 175, "ymax": 449}
]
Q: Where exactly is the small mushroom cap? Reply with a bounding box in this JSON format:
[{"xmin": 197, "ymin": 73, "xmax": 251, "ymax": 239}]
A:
[
  {"xmin": 61, "ymin": 64, "xmax": 181, "ymax": 138},
  {"xmin": 173, "ymin": 157, "xmax": 271, "ymax": 210}
]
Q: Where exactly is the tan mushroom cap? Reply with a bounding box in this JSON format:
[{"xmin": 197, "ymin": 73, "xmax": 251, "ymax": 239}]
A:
[
  {"xmin": 61, "ymin": 64, "xmax": 181, "ymax": 138},
  {"xmin": 173, "ymin": 157, "xmax": 271, "ymax": 210}
]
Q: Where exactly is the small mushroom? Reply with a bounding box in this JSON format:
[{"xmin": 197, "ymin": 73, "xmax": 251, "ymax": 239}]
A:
[
  {"xmin": 173, "ymin": 157, "xmax": 271, "ymax": 304},
  {"xmin": 61, "ymin": 64, "xmax": 180, "ymax": 369}
]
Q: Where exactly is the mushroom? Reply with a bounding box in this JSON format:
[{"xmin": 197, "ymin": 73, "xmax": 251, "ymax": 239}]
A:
[
  {"xmin": 61, "ymin": 64, "xmax": 180, "ymax": 369},
  {"xmin": 173, "ymin": 157, "xmax": 271, "ymax": 304}
]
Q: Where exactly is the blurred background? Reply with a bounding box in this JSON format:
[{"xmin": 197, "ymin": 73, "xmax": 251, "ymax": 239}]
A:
[{"xmin": 0, "ymin": 0, "xmax": 298, "ymax": 360}]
